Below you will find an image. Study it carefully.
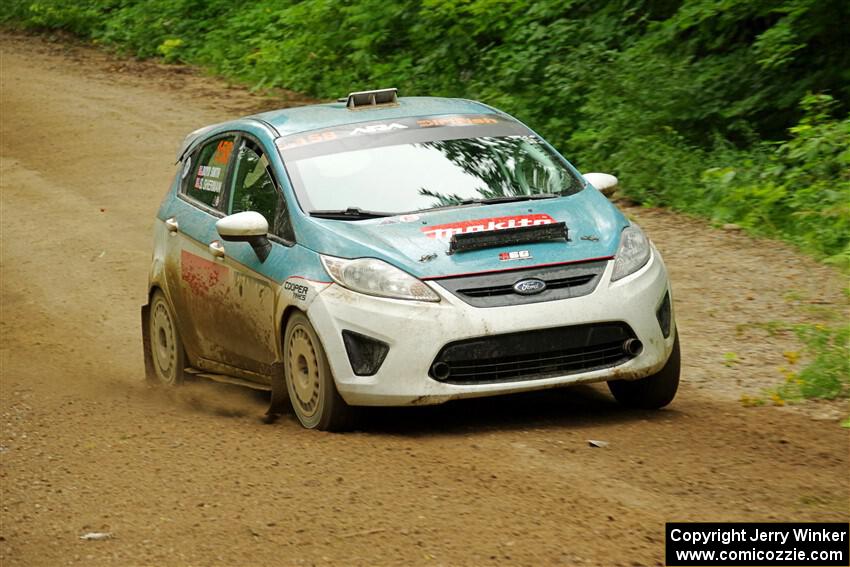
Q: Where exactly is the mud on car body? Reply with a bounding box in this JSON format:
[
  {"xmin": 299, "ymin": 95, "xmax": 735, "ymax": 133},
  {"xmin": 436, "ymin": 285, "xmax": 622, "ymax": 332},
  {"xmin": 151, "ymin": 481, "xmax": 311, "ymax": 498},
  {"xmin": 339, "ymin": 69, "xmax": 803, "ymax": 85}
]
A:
[{"xmin": 142, "ymin": 88, "xmax": 680, "ymax": 430}]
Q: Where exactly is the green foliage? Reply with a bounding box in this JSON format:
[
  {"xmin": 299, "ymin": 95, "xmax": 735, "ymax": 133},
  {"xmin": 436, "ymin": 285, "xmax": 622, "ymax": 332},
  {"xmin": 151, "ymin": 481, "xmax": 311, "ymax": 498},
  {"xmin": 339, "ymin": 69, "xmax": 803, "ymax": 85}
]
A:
[
  {"xmin": 4, "ymin": 1, "xmax": 102, "ymax": 35},
  {"xmin": 793, "ymin": 323, "xmax": 850, "ymax": 400},
  {"xmin": 156, "ymin": 38, "xmax": 185, "ymax": 63},
  {"xmin": 773, "ymin": 323, "xmax": 850, "ymax": 401},
  {"xmin": 3, "ymin": 0, "xmax": 849, "ymax": 261},
  {"xmin": 702, "ymin": 95, "xmax": 850, "ymax": 262}
]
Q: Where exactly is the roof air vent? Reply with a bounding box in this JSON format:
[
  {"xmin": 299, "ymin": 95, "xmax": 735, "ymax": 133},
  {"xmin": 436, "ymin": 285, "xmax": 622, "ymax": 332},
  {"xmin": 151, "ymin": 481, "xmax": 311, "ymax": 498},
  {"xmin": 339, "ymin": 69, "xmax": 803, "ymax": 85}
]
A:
[{"xmin": 341, "ymin": 88, "xmax": 399, "ymax": 110}]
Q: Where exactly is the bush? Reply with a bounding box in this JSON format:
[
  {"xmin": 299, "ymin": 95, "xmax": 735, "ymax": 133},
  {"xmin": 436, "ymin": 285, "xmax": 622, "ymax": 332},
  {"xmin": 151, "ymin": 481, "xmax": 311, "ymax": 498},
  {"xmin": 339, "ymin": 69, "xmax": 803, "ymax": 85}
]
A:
[{"xmin": 701, "ymin": 95, "xmax": 850, "ymax": 263}]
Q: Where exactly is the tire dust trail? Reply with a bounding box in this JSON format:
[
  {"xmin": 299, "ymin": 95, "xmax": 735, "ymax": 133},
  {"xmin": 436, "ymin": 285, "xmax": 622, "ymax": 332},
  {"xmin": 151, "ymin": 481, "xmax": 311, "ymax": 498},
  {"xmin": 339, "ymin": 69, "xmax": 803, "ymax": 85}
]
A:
[{"xmin": 1, "ymin": 32, "xmax": 848, "ymax": 567}]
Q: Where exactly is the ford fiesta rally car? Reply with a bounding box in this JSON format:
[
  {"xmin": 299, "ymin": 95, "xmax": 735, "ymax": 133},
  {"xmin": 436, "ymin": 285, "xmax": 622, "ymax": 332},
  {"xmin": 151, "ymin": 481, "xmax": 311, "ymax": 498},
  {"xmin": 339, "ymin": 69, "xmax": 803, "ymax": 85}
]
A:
[{"xmin": 142, "ymin": 88, "xmax": 680, "ymax": 430}]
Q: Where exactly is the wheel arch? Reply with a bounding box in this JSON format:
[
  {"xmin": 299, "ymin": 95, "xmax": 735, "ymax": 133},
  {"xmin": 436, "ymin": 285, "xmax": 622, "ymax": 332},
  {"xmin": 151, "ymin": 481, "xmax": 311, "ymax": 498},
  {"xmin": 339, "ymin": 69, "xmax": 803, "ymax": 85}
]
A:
[
  {"xmin": 268, "ymin": 304, "xmax": 306, "ymax": 416},
  {"xmin": 278, "ymin": 304, "xmax": 305, "ymax": 348}
]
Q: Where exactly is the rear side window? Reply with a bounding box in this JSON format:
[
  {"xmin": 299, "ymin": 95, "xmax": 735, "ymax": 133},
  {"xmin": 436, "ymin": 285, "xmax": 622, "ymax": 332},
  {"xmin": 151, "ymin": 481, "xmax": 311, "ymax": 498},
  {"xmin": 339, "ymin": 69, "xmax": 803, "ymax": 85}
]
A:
[
  {"xmin": 229, "ymin": 140, "xmax": 293, "ymax": 241},
  {"xmin": 183, "ymin": 136, "xmax": 235, "ymax": 209}
]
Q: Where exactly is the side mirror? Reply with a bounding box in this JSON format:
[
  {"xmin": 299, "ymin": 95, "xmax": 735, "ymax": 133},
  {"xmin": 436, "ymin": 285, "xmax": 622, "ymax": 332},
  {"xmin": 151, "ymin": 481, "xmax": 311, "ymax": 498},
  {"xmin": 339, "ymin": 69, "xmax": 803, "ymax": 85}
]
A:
[
  {"xmin": 583, "ymin": 172, "xmax": 619, "ymax": 197},
  {"xmin": 216, "ymin": 211, "xmax": 272, "ymax": 262}
]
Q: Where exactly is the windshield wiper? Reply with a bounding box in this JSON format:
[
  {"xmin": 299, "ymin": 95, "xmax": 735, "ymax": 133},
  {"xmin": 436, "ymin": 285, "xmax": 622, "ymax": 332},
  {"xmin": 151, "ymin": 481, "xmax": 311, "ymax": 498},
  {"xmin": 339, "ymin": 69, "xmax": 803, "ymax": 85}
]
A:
[
  {"xmin": 426, "ymin": 193, "xmax": 560, "ymax": 211},
  {"xmin": 460, "ymin": 193, "xmax": 559, "ymax": 205},
  {"xmin": 309, "ymin": 207, "xmax": 392, "ymax": 220}
]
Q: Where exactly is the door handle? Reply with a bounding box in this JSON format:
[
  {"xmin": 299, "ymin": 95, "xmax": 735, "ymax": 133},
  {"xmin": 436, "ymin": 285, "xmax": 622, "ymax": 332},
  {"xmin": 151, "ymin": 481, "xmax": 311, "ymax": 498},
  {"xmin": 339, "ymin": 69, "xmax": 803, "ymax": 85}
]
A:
[
  {"xmin": 165, "ymin": 217, "xmax": 179, "ymax": 233},
  {"xmin": 209, "ymin": 240, "xmax": 226, "ymax": 258}
]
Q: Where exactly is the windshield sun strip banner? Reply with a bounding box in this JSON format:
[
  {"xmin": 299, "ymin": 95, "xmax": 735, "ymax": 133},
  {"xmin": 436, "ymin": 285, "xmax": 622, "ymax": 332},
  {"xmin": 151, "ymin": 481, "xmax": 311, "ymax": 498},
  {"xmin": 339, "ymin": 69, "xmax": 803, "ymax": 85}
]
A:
[{"xmin": 275, "ymin": 114, "xmax": 532, "ymax": 161}]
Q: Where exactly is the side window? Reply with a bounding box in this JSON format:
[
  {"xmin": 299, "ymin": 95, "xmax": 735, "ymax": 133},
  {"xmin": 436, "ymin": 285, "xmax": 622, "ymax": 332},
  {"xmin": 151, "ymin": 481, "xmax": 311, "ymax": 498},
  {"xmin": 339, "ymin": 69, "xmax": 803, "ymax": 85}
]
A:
[
  {"xmin": 182, "ymin": 136, "xmax": 235, "ymax": 210},
  {"xmin": 229, "ymin": 140, "xmax": 293, "ymax": 241}
]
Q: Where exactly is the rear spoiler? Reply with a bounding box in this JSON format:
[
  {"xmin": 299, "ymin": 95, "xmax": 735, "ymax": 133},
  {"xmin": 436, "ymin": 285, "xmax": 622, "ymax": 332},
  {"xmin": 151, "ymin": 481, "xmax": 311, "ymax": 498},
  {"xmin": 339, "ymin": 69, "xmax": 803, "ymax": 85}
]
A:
[{"xmin": 448, "ymin": 222, "xmax": 569, "ymax": 254}]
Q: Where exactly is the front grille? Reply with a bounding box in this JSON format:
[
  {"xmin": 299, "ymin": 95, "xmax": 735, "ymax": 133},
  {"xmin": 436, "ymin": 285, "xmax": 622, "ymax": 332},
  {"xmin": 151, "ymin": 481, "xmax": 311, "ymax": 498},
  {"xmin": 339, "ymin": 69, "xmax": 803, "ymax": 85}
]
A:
[
  {"xmin": 435, "ymin": 260, "xmax": 607, "ymax": 307},
  {"xmin": 430, "ymin": 322, "xmax": 637, "ymax": 384},
  {"xmin": 459, "ymin": 273, "xmax": 596, "ymax": 298}
]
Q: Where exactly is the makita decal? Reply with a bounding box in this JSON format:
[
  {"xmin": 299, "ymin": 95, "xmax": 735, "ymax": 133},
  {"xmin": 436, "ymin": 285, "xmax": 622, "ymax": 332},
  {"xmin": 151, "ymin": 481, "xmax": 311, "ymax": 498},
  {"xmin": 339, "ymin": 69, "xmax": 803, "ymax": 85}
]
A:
[{"xmin": 421, "ymin": 214, "xmax": 556, "ymax": 239}]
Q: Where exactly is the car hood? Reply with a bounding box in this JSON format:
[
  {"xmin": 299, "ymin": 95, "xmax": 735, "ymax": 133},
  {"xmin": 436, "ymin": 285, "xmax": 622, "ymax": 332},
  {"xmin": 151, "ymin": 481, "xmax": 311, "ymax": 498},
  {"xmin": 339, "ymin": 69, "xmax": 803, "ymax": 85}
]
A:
[{"xmin": 301, "ymin": 188, "xmax": 628, "ymax": 279}]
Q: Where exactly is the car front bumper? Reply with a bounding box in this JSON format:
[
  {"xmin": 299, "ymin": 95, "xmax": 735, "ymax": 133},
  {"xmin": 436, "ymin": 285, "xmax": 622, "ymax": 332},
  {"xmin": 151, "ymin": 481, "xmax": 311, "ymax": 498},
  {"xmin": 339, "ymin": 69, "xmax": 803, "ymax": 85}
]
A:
[{"xmin": 307, "ymin": 249, "xmax": 675, "ymax": 406}]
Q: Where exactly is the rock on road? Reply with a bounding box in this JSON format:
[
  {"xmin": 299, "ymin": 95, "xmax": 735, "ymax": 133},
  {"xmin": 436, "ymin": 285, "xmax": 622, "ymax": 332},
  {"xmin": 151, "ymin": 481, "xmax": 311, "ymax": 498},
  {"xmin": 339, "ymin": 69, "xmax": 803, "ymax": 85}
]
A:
[{"xmin": 1, "ymin": 33, "xmax": 848, "ymax": 567}]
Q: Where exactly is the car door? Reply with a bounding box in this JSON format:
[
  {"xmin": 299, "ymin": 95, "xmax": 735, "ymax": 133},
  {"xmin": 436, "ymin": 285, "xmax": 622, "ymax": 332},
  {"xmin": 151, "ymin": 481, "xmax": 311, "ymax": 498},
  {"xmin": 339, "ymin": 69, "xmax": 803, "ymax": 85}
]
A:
[
  {"xmin": 166, "ymin": 134, "xmax": 240, "ymax": 370},
  {"xmin": 209, "ymin": 135, "xmax": 294, "ymax": 378}
]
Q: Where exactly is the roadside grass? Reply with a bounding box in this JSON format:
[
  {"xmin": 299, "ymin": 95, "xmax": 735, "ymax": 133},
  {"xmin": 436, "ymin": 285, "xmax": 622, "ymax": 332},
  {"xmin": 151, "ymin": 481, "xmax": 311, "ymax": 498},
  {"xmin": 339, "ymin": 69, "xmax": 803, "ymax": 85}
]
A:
[
  {"xmin": 775, "ymin": 323, "xmax": 849, "ymax": 401},
  {"xmin": 739, "ymin": 318, "xmax": 850, "ymax": 424}
]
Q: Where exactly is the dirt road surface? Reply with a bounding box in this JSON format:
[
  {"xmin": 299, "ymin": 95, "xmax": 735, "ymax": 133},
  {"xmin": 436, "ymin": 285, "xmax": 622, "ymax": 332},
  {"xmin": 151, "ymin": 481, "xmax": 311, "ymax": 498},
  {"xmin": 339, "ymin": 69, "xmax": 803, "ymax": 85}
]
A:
[{"xmin": 1, "ymin": 32, "xmax": 848, "ymax": 567}]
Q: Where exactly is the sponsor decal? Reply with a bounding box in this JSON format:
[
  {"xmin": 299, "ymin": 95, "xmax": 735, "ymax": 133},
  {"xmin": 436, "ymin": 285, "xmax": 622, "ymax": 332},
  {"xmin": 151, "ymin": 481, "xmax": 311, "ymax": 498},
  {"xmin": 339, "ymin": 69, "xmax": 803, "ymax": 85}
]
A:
[
  {"xmin": 416, "ymin": 116, "xmax": 498, "ymax": 128},
  {"xmin": 211, "ymin": 139, "xmax": 234, "ymax": 165},
  {"xmin": 499, "ymin": 250, "xmax": 532, "ymax": 261},
  {"xmin": 350, "ymin": 123, "xmax": 408, "ymax": 136},
  {"xmin": 283, "ymin": 280, "xmax": 309, "ymax": 302},
  {"xmin": 513, "ymin": 278, "xmax": 547, "ymax": 295},
  {"xmin": 421, "ymin": 214, "xmax": 556, "ymax": 240},
  {"xmin": 277, "ymin": 114, "xmax": 509, "ymax": 151},
  {"xmin": 277, "ymin": 131, "xmax": 339, "ymax": 150}
]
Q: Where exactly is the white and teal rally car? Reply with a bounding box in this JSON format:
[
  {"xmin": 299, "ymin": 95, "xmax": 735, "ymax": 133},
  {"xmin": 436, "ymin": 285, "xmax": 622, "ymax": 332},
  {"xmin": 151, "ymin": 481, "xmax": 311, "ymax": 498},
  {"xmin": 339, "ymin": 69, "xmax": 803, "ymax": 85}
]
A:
[{"xmin": 142, "ymin": 88, "xmax": 679, "ymax": 430}]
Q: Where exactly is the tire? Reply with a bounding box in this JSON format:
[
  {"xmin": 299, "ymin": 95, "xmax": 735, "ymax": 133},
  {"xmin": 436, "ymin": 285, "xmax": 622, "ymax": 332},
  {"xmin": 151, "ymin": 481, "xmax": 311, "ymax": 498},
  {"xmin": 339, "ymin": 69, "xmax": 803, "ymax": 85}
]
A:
[
  {"xmin": 283, "ymin": 311, "xmax": 354, "ymax": 431},
  {"xmin": 608, "ymin": 333, "xmax": 680, "ymax": 409},
  {"xmin": 147, "ymin": 290, "xmax": 186, "ymax": 387}
]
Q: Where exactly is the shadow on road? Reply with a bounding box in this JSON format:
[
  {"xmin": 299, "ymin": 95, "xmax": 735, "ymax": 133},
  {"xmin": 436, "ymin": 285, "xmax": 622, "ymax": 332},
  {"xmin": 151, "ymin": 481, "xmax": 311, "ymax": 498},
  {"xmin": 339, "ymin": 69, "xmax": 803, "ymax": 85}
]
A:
[
  {"xmin": 138, "ymin": 375, "xmax": 682, "ymax": 434},
  {"xmin": 357, "ymin": 385, "xmax": 681, "ymax": 436}
]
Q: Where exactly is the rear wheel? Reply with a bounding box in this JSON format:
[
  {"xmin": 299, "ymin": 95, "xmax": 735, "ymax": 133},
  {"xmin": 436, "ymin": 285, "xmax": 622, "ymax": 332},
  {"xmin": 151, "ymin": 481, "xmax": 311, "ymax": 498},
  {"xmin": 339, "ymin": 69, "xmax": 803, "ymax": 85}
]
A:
[
  {"xmin": 608, "ymin": 333, "xmax": 680, "ymax": 409},
  {"xmin": 283, "ymin": 311, "xmax": 354, "ymax": 431},
  {"xmin": 148, "ymin": 290, "xmax": 186, "ymax": 387}
]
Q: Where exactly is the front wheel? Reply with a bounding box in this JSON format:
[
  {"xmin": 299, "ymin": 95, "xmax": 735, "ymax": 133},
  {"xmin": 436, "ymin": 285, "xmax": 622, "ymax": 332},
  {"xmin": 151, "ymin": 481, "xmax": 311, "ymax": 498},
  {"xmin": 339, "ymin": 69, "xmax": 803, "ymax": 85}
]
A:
[
  {"xmin": 608, "ymin": 333, "xmax": 680, "ymax": 409},
  {"xmin": 283, "ymin": 312, "xmax": 354, "ymax": 431}
]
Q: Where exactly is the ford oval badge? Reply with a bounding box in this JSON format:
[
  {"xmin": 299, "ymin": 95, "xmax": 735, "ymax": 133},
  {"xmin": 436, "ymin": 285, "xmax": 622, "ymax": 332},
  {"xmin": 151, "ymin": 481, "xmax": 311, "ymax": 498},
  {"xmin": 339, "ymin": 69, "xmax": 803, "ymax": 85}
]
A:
[{"xmin": 513, "ymin": 278, "xmax": 547, "ymax": 295}]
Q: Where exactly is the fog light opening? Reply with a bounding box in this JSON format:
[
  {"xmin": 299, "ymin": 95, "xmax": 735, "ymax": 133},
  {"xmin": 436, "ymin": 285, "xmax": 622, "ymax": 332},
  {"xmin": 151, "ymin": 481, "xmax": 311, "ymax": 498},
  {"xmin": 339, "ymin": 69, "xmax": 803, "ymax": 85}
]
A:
[
  {"xmin": 341, "ymin": 330, "xmax": 389, "ymax": 376},
  {"xmin": 623, "ymin": 338, "xmax": 643, "ymax": 356},
  {"xmin": 431, "ymin": 362, "xmax": 451, "ymax": 381}
]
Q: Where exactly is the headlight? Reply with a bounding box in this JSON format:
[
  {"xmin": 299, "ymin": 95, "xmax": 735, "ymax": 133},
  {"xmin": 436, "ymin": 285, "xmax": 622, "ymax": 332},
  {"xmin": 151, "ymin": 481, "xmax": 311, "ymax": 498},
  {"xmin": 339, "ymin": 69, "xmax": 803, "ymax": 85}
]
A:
[
  {"xmin": 611, "ymin": 225, "xmax": 651, "ymax": 281},
  {"xmin": 320, "ymin": 256, "xmax": 441, "ymax": 302}
]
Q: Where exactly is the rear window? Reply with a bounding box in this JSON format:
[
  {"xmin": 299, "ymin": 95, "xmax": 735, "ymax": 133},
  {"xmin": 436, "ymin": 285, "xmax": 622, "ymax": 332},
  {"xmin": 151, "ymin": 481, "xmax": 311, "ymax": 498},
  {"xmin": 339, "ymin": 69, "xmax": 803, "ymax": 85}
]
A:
[{"xmin": 182, "ymin": 136, "xmax": 236, "ymax": 209}]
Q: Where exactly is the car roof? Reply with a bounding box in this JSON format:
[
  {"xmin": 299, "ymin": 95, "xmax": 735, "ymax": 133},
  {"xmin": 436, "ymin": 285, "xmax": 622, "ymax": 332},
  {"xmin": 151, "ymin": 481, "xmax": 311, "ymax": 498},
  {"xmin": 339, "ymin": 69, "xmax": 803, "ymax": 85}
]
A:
[
  {"xmin": 252, "ymin": 96, "xmax": 500, "ymax": 136},
  {"xmin": 177, "ymin": 96, "xmax": 502, "ymax": 161}
]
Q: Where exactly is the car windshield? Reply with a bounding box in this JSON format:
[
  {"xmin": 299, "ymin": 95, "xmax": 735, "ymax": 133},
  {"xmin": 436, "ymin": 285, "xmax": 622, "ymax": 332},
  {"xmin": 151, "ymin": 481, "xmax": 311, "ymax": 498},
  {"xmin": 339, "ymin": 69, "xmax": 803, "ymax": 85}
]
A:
[{"xmin": 278, "ymin": 127, "xmax": 585, "ymax": 215}]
